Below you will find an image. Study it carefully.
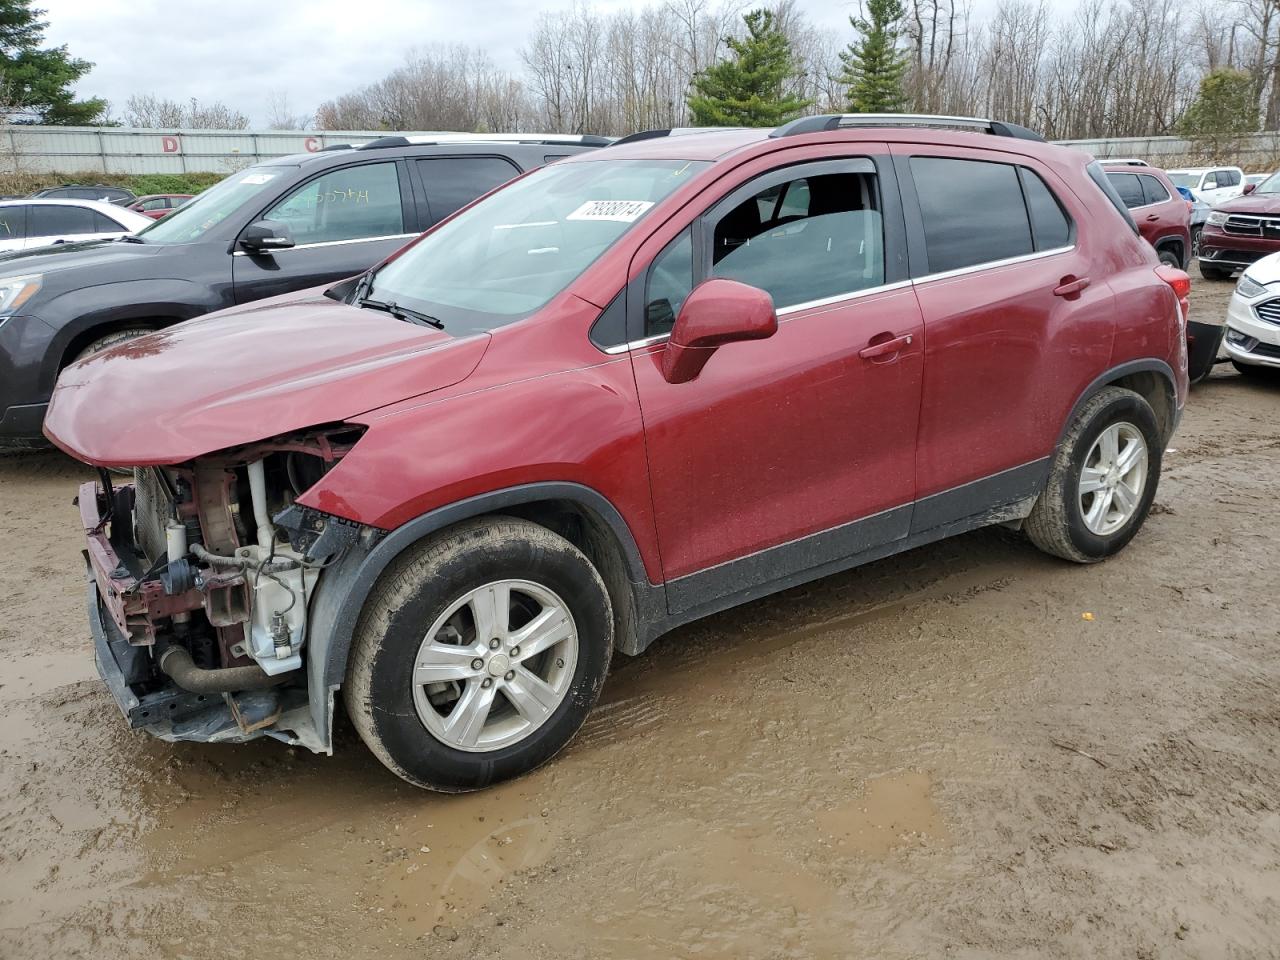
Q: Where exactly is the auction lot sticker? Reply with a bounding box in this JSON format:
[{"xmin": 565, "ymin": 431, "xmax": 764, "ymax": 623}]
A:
[{"xmin": 566, "ymin": 200, "xmax": 655, "ymax": 222}]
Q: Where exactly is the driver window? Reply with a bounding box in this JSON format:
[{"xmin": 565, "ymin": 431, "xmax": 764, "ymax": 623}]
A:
[
  {"xmin": 263, "ymin": 161, "xmax": 404, "ymax": 246},
  {"xmin": 1203, "ymin": 173, "xmax": 1218, "ymax": 189},
  {"xmin": 710, "ymin": 170, "xmax": 884, "ymax": 309}
]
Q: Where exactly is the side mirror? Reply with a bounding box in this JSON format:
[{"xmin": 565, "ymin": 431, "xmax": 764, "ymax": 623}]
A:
[
  {"xmin": 1244, "ymin": 182, "xmax": 1257, "ymax": 195},
  {"xmin": 661, "ymin": 278, "xmax": 777, "ymax": 384},
  {"xmin": 240, "ymin": 219, "xmax": 295, "ymax": 253}
]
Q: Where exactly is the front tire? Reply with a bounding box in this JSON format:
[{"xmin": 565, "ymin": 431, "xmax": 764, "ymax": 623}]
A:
[
  {"xmin": 345, "ymin": 516, "xmax": 613, "ymax": 792},
  {"xmin": 1025, "ymin": 387, "xmax": 1162, "ymax": 563},
  {"xmin": 1198, "ymin": 261, "xmax": 1233, "ymax": 281},
  {"xmin": 1232, "ymin": 359, "xmax": 1280, "ymax": 380},
  {"xmin": 75, "ymin": 325, "xmax": 153, "ymax": 362}
]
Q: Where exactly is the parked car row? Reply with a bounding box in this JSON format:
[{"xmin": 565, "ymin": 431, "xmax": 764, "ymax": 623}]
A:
[{"xmin": 12, "ymin": 116, "xmax": 1198, "ymax": 791}]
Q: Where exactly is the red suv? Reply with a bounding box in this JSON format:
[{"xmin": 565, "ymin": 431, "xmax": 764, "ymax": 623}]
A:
[
  {"xmin": 45, "ymin": 116, "xmax": 1190, "ymax": 791},
  {"xmin": 1103, "ymin": 163, "xmax": 1191, "ymax": 268},
  {"xmin": 1198, "ymin": 171, "xmax": 1280, "ymax": 280}
]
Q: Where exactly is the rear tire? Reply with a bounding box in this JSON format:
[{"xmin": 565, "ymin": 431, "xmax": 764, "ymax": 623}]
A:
[
  {"xmin": 1190, "ymin": 226, "xmax": 1202, "ymax": 260},
  {"xmin": 1025, "ymin": 387, "xmax": 1162, "ymax": 563},
  {"xmin": 345, "ymin": 516, "xmax": 613, "ymax": 792},
  {"xmin": 1157, "ymin": 247, "xmax": 1181, "ymax": 269},
  {"xmin": 1198, "ymin": 261, "xmax": 1233, "ymax": 281}
]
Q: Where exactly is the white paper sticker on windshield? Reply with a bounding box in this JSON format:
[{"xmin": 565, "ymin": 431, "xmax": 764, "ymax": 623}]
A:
[
  {"xmin": 566, "ymin": 200, "xmax": 654, "ymax": 223},
  {"xmin": 239, "ymin": 173, "xmax": 276, "ymax": 185}
]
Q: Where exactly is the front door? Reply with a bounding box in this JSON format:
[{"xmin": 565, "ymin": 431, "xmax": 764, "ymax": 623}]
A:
[
  {"xmin": 231, "ymin": 159, "xmax": 418, "ymax": 303},
  {"xmin": 630, "ymin": 157, "xmax": 924, "ymax": 612}
]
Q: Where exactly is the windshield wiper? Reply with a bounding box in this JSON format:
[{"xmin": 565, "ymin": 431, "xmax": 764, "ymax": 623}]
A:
[
  {"xmin": 115, "ymin": 235, "xmax": 145, "ymax": 243},
  {"xmin": 356, "ymin": 297, "xmax": 444, "ymax": 329}
]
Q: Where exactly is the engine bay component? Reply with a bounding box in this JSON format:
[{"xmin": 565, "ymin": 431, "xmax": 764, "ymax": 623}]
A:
[{"xmin": 158, "ymin": 645, "xmax": 287, "ymax": 694}]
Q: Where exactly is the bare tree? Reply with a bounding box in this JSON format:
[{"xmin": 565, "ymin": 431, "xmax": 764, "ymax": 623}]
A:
[
  {"xmin": 124, "ymin": 94, "xmax": 249, "ymax": 129},
  {"xmin": 264, "ymin": 90, "xmax": 312, "ymax": 129}
]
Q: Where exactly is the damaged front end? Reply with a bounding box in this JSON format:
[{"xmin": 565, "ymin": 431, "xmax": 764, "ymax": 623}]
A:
[{"xmin": 84, "ymin": 426, "xmax": 379, "ymax": 751}]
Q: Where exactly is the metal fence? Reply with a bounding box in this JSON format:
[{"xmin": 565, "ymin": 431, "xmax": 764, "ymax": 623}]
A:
[
  {"xmin": 8, "ymin": 124, "xmax": 1280, "ymax": 175},
  {"xmin": 0, "ymin": 126, "xmax": 456, "ymax": 174},
  {"xmin": 1054, "ymin": 132, "xmax": 1280, "ymax": 168}
]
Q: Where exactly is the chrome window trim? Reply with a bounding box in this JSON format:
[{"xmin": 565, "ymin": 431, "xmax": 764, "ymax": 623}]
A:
[
  {"xmin": 601, "ymin": 247, "xmax": 1074, "ymax": 354},
  {"xmin": 913, "ymin": 245, "xmax": 1074, "ymax": 285},
  {"xmin": 232, "ymin": 232, "xmax": 418, "ymax": 256},
  {"xmin": 602, "ymin": 280, "xmax": 913, "ymax": 354}
]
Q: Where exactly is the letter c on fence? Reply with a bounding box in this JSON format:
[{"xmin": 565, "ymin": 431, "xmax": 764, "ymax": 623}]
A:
[
  {"xmin": 304, "ymin": 137, "xmax": 321, "ymax": 153},
  {"xmin": 161, "ymin": 136, "xmax": 180, "ymax": 153}
]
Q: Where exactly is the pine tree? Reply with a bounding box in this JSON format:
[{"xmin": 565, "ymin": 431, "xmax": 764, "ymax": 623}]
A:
[
  {"xmin": 0, "ymin": 0, "xmax": 105, "ymax": 124},
  {"xmin": 838, "ymin": 0, "xmax": 909, "ymax": 113},
  {"xmin": 687, "ymin": 9, "xmax": 813, "ymax": 127}
]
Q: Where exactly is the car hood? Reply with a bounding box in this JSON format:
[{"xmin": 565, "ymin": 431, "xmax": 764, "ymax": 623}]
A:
[
  {"xmin": 1212, "ymin": 193, "xmax": 1280, "ymax": 215},
  {"xmin": 1241, "ymin": 250, "xmax": 1280, "ymax": 284},
  {"xmin": 43, "ymin": 291, "xmax": 490, "ymax": 466}
]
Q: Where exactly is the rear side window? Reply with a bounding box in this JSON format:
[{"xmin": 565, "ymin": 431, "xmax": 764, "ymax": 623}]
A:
[
  {"xmin": 1020, "ymin": 170, "xmax": 1072, "ymax": 250},
  {"xmin": 417, "ymin": 156, "xmax": 520, "ymax": 224},
  {"xmin": 1221, "ymin": 169, "xmax": 1241, "ymax": 187},
  {"xmin": 29, "ymin": 204, "xmax": 95, "ymax": 236},
  {"xmin": 0, "ymin": 207, "xmax": 25, "ymax": 239},
  {"xmin": 1086, "ymin": 162, "xmax": 1139, "ymax": 235},
  {"xmin": 1141, "ymin": 176, "xmax": 1170, "ymax": 205},
  {"xmin": 1107, "ymin": 173, "xmax": 1145, "ymax": 209},
  {"xmin": 911, "ymin": 157, "xmax": 1032, "ymax": 273}
]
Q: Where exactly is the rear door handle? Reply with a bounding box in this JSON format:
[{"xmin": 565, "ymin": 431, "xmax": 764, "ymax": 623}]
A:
[
  {"xmin": 1053, "ymin": 276, "xmax": 1090, "ymax": 298},
  {"xmin": 859, "ymin": 333, "xmax": 913, "ymax": 360},
  {"xmin": 1145, "ymin": 213, "xmax": 1160, "ymax": 221}
]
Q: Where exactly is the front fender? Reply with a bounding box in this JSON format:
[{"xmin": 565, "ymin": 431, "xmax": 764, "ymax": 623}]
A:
[{"xmin": 38, "ymin": 277, "xmax": 226, "ymax": 391}]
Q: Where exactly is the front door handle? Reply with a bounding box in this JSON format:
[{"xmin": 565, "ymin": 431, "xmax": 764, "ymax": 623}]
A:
[
  {"xmin": 859, "ymin": 333, "xmax": 913, "ymax": 361},
  {"xmin": 1053, "ymin": 276, "xmax": 1091, "ymax": 298}
]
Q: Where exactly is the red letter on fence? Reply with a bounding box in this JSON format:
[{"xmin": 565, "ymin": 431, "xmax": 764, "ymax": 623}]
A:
[{"xmin": 161, "ymin": 136, "xmax": 180, "ymax": 153}]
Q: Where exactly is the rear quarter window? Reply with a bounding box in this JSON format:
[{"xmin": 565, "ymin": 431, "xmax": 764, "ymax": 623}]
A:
[{"xmin": 1141, "ymin": 175, "xmax": 1171, "ymax": 205}]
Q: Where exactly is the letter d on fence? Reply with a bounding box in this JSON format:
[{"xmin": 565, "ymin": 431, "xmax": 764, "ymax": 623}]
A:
[{"xmin": 161, "ymin": 136, "xmax": 180, "ymax": 153}]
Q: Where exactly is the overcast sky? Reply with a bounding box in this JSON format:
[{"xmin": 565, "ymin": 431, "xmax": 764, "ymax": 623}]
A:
[{"xmin": 39, "ymin": 0, "xmax": 888, "ymax": 126}]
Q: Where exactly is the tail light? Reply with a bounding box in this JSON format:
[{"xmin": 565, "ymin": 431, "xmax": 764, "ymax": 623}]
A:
[{"xmin": 1155, "ymin": 264, "xmax": 1191, "ymax": 327}]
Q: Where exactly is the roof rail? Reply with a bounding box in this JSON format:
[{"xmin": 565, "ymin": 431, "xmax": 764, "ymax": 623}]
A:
[
  {"xmin": 355, "ymin": 132, "xmax": 613, "ymax": 150},
  {"xmin": 770, "ymin": 114, "xmax": 1045, "ymax": 142},
  {"xmin": 611, "ymin": 126, "xmax": 742, "ymax": 146}
]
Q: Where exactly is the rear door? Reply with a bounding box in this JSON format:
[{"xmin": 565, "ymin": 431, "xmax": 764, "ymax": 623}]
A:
[
  {"xmin": 231, "ymin": 159, "xmax": 417, "ymax": 303},
  {"xmin": 895, "ymin": 147, "xmax": 1116, "ymax": 532},
  {"xmin": 630, "ymin": 153, "xmax": 924, "ymax": 608}
]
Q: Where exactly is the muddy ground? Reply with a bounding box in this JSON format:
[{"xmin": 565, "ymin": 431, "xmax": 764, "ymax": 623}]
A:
[{"xmin": 2, "ymin": 276, "xmax": 1278, "ymax": 959}]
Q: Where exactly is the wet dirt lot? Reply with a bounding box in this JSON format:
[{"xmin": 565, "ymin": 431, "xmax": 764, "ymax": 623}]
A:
[{"xmin": 3, "ymin": 277, "xmax": 1279, "ymax": 959}]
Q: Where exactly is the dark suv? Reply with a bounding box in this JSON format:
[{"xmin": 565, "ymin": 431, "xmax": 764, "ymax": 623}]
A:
[
  {"xmin": 46, "ymin": 116, "xmax": 1190, "ymax": 792},
  {"xmin": 0, "ymin": 135, "xmax": 606, "ymax": 446}
]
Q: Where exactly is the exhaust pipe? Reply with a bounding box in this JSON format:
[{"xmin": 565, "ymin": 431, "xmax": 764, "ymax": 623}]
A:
[{"xmin": 158, "ymin": 646, "xmax": 288, "ymax": 694}]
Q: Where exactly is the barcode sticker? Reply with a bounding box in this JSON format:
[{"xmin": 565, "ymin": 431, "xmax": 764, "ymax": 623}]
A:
[{"xmin": 566, "ymin": 200, "xmax": 654, "ymax": 223}]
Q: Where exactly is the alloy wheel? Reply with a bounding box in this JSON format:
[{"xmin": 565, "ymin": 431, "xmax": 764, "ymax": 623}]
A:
[
  {"xmin": 412, "ymin": 580, "xmax": 579, "ymax": 752},
  {"xmin": 1078, "ymin": 422, "xmax": 1148, "ymax": 536}
]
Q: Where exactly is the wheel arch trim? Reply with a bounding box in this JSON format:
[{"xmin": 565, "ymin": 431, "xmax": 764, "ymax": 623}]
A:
[
  {"xmin": 1057, "ymin": 358, "xmax": 1179, "ymax": 448},
  {"xmin": 308, "ymin": 480, "xmax": 655, "ymax": 692}
]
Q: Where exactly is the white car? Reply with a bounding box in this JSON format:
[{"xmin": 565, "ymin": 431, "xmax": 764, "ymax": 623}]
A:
[
  {"xmin": 1224, "ymin": 251, "xmax": 1280, "ymax": 377},
  {"xmin": 0, "ymin": 198, "xmax": 151, "ymax": 253},
  {"xmin": 1166, "ymin": 166, "xmax": 1246, "ymax": 206}
]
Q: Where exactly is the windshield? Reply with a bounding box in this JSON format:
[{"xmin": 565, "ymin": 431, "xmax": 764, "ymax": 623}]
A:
[
  {"xmin": 365, "ymin": 159, "xmax": 708, "ymax": 333},
  {"xmin": 1255, "ymin": 172, "xmax": 1280, "ymax": 194},
  {"xmin": 1166, "ymin": 172, "xmax": 1199, "ymax": 189},
  {"xmin": 136, "ymin": 167, "xmax": 293, "ymax": 244}
]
